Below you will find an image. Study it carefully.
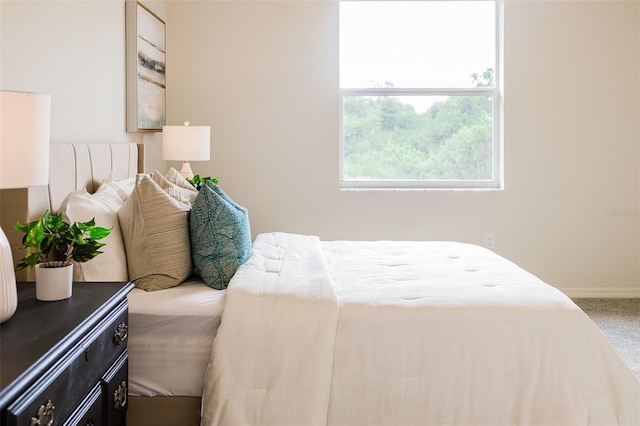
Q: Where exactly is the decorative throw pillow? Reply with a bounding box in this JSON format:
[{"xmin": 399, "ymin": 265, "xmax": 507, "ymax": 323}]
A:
[
  {"xmin": 118, "ymin": 174, "xmax": 193, "ymax": 291},
  {"xmin": 190, "ymin": 182, "xmax": 252, "ymax": 290},
  {"xmin": 151, "ymin": 169, "xmax": 198, "ymax": 206},
  {"xmin": 60, "ymin": 185, "xmax": 128, "ymax": 282},
  {"xmin": 165, "ymin": 167, "xmax": 198, "ymax": 191}
]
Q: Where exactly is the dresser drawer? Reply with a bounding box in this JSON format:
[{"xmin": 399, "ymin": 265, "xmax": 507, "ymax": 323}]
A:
[
  {"xmin": 63, "ymin": 383, "xmax": 102, "ymax": 426},
  {"xmin": 5, "ymin": 300, "xmax": 128, "ymax": 425},
  {"xmin": 103, "ymin": 351, "xmax": 128, "ymax": 426}
]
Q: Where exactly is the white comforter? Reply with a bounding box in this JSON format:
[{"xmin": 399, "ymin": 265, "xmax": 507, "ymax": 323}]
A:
[{"xmin": 201, "ymin": 233, "xmax": 640, "ymax": 426}]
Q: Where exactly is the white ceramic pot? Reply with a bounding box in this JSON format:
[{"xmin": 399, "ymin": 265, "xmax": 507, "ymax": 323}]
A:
[
  {"xmin": 0, "ymin": 227, "xmax": 18, "ymax": 323},
  {"xmin": 35, "ymin": 263, "xmax": 73, "ymax": 301}
]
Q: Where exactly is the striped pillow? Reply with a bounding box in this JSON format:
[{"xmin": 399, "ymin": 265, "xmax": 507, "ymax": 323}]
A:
[
  {"xmin": 118, "ymin": 174, "xmax": 193, "ymax": 291},
  {"xmin": 151, "ymin": 169, "xmax": 198, "ymax": 206}
]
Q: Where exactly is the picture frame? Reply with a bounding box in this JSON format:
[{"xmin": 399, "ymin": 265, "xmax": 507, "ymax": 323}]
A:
[{"xmin": 126, "ymin": 1, "xmax": 166, "ymax": 132}]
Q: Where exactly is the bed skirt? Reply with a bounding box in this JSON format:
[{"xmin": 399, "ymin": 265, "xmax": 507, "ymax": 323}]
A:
[{"xmin": 127, "ymin": 396, "xmax": 201, "ymax": 426}]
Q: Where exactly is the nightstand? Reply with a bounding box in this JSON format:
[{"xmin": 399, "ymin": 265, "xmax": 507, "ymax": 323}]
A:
[{"xmin": 0, "ymin": 281, "xmax": 135, "ymax": 426}]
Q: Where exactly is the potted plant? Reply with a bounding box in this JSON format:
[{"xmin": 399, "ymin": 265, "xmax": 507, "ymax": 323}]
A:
[
  {"xmin": 187, "ymin": 174, "xmax": 218, "ymax": 190},
  {"xmin": 15, "ymin": 209, "xmax": 111, "ymax": 301}
]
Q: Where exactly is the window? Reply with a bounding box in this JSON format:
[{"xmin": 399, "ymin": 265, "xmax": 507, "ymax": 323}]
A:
[{"xmin": 339, "ymin": 1, "xmax": 501, "ymax": 189}]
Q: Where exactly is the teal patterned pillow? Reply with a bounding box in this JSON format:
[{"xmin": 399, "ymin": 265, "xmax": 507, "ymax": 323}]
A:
[{"xmin": 190, "ymin": 181, "xmax": 252, "ymax": 289}]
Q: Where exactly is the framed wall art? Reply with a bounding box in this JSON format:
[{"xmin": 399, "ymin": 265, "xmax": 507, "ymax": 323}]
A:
[{"xmin": 126, "ymin": 1, "xmax": 166, "ymax": 132}]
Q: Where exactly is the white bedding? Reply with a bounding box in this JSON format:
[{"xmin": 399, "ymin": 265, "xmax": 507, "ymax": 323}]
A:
[
  {"xmin": 202, "ymin": 232, "xmax": 640, "ymax": 426},
  {"xmin": 127, "ymin": 277, "xmax": 226, "ymax": 397}
]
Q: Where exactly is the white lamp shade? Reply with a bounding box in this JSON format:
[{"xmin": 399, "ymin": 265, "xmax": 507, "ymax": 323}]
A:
[
  {"xmin": 0, "ymin": 91, "xmax": 51, "ymax": 189},
  {"xmin": 162, "ymin": 124, "xmax": 211, "ymax": 162}
]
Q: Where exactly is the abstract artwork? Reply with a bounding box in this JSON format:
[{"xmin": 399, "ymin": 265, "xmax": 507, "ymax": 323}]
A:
[{"xmin": 126, "ymin": 1, "xmax": 166, "ymax": 132}]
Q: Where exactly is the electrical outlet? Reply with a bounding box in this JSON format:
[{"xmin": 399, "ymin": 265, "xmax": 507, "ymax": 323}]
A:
[{"xmin": 484, "ymin": 233, "xmax": 495, "ymax": 249}]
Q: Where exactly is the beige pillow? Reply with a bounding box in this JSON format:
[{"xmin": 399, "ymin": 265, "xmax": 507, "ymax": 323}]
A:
[
  {"xmin": 118, "ymin": 174, "xmax": 192, "ymax": 291},
  {"xmin": 151, "ymin": 169, "xmax": 198, "ymax": 206},
  {"xmin": 165, "ymin": 167, "xmax": 198, "ymax": 191}
]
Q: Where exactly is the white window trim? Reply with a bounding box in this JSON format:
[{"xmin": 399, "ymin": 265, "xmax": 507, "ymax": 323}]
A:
[{"xmin": 339, "ymin": 1, "xmax": 503, "ymax": 191}]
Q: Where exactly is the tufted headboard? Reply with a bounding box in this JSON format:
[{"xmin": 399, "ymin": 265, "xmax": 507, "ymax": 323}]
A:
[
  {"xmin": 47, "ymin": 143, "xmax": 142, "ymax": 213},
  {"xmin": 0, "ymin": 142, "xmax": 144, "ymax": 280}
]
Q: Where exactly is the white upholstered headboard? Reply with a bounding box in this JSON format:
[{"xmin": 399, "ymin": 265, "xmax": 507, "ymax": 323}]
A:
[
  {"xmin": 0, "ymin": 142, "xmax": 144, "ymax": 280},
  {"xmin": 48, "ymin": 143, "xmax": 142, "ymax": 213}
]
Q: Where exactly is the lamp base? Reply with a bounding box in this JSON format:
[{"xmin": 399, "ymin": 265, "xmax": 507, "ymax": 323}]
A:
[
  {"xmin": 0, "ymin": 226, "xmax": 18, "ymax": 323},
  {"xmin": 180, "ymin": 161, "xmax": 195, "ymax": 179}
]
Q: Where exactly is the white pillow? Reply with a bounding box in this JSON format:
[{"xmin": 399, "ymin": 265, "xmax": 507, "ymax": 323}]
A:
[
  {"xmin": 60, "ymin": 185, "xmax": 128, "ymax": 282},
  {"xmin": 97, "ymin": 174, "xmax": 136, "ymax": 202}
]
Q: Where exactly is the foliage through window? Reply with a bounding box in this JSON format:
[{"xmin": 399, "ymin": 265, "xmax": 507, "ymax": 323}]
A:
[{"xmin": 340, "ymin": 1, "xmax": 500, "ymax": 189}]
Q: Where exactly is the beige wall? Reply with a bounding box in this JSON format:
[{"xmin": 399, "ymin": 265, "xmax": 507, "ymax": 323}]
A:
[
  {"xmin": 2, "ymin": 0, "xmax": 639, "ymax": 296},
  {"xmin": 168, "ymin": 0, "xmax": 640, "ymax": 297},
  {"xmin": 0, "ymin": 0, "xmax": 166, "ymax": 170}
]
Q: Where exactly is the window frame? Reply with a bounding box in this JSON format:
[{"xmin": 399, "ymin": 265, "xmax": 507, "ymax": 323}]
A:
[{"xmin": 338, "ymin": 1, "xmax": 503, "ymax": 190}]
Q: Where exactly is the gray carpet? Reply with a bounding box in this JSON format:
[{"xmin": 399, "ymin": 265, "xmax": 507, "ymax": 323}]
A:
[{"xmin": 573, "ymin": 298, "xmax": 640, "ymax": 380}]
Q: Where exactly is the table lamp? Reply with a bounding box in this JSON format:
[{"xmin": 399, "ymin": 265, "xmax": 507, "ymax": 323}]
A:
[
  {"xmin": 162, "ymin": 121, "xmax": 211, "ymax": 179},
  {"xmin": 0, "ymin": 90, "xmax": 51, "ymax": 323}
]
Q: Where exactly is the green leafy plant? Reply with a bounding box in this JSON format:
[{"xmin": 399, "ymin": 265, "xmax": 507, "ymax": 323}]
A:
[
  {"xmin": 187, "ymin": 175, "xmax": 219, "ymax": 191},
  {"xmin": 14, "ymin": 209, "xmax": 112, "ymax": 270}
]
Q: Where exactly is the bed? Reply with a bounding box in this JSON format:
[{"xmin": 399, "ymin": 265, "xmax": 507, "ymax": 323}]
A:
[
  {"xmin": 202, "ymin": 233, "xmax": 639, "ymax": 425},
  {"xmin": 6, "ymin": 142, "xmax": 638, "ymax": 426}
]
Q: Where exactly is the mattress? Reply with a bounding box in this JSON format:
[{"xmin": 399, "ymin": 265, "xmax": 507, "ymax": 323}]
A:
[
  {"xmin": 202, "ymin": 232, "xmax": 640, "ymax": 426},
  {"xmin": 127, "ymin": 277, "xmax": 226, "ymax": 396}
]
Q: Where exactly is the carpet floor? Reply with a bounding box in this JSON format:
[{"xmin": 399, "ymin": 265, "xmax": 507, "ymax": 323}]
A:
[{"xmin": 573, "ymin": 298, "xmax": 640, "ymax": 380}]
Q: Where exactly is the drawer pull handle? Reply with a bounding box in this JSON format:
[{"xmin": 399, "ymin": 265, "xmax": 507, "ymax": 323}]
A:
[
  {"xmin": 30, "ymin": 400, "xmax": 55, "ymax": 426},
  {"xmin": 114, "ymin": 380, "xmax": 128, "ymax": 410},
  {"xmin": 113, "ymin": 322, "xmax": 128, "ymax": 345}
]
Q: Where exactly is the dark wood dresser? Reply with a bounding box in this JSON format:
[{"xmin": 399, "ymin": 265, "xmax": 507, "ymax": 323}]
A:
[{"xmin": 0, "ymin": 281, "xmax": 135, "ymax": 426}]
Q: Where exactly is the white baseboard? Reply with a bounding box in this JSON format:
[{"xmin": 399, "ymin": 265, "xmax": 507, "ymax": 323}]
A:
[{"xmin": 559, "ymin": 287, "xmax": 640, "ymax": 299}]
